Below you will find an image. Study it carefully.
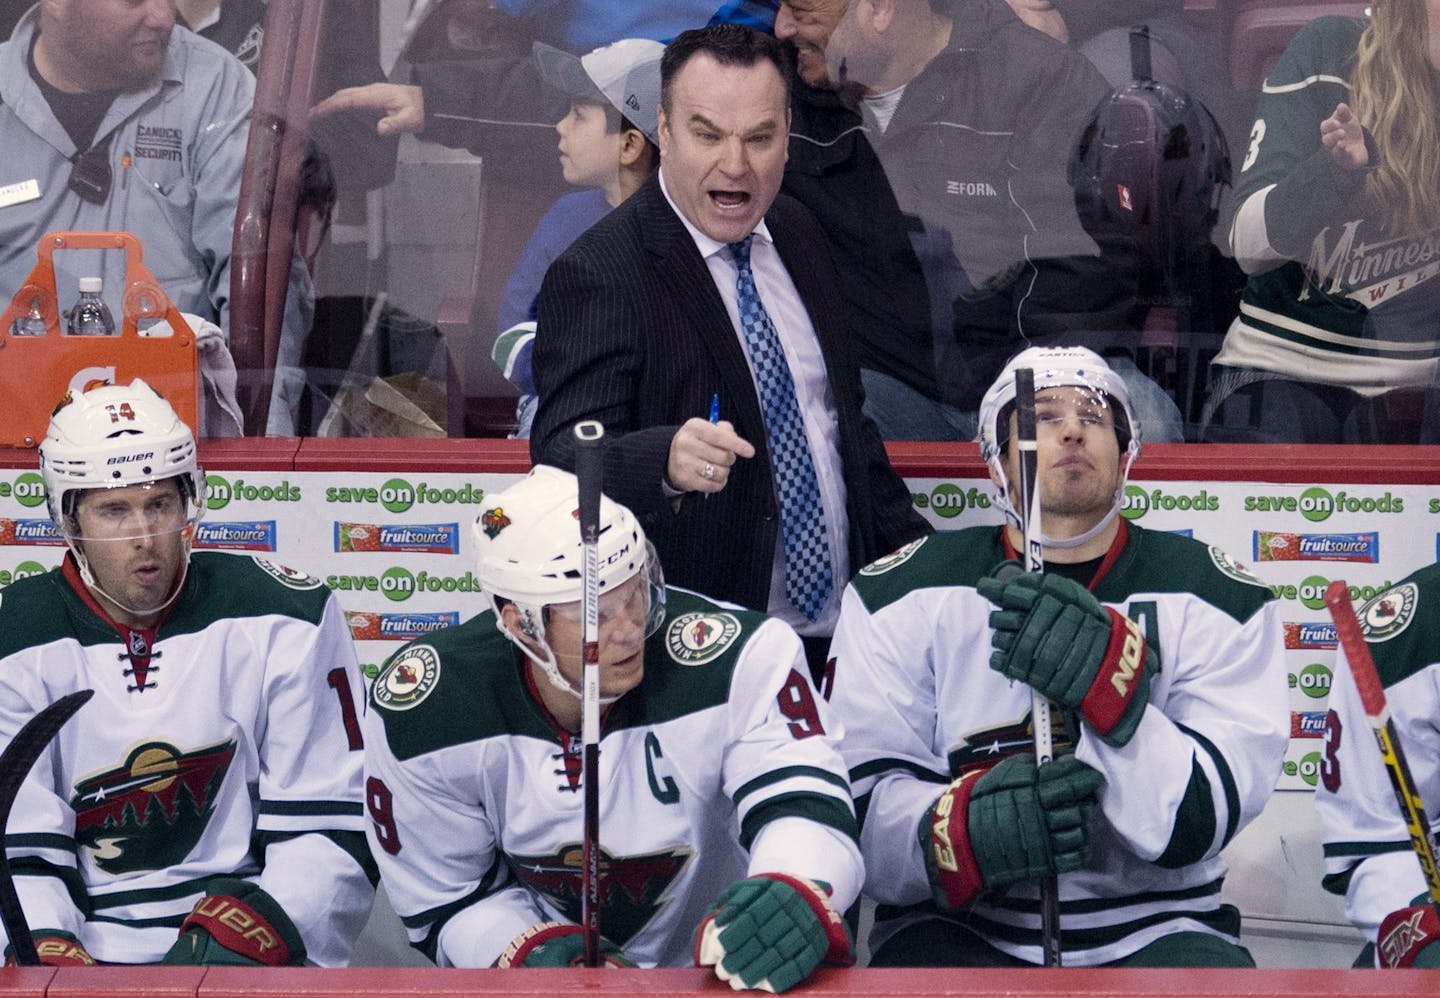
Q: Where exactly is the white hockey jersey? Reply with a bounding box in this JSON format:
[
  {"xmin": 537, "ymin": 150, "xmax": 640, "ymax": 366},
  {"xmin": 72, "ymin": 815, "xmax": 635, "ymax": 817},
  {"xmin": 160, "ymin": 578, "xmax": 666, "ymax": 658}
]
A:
[
  {"xmin": 0, "ymin": 553, "xmax": 375, "ymax": 965},
  {"xmin": 826, "ymin": 523, "xmax": 1288, "ymax": 965},
  {"xmin": 1314, "ymin": 564, "xmax": 1440, "ymax": 960},
  {"xmin": 362, "ymin": 588, "xmax": 863, "ymax": 968}
]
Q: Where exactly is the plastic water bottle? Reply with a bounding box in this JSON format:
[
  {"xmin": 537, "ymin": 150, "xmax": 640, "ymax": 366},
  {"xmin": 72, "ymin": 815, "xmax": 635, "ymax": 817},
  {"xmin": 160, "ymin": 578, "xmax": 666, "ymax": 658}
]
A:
[
  {"xmin": 68, "ymin": 277, "xmax": 116, "ymax": 336},
  {"xmin": 9, "ymin": 295, "xmax": 48, "ymax": 336}
]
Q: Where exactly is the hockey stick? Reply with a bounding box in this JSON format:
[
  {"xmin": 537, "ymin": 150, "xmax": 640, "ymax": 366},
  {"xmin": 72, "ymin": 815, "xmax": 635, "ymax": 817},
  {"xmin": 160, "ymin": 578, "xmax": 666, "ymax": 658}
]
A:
[
  {"xmin": 574, "ymin": 420, "xmax": 606, "ymax": 967},
  {"xmin": 1014, "ymin": 367, "xmax": 1062, "ymax": 966},
  {"xmin": 0, "ymin": 689, "xmax": 94, "ymax": 965},
  {"xmin": 1324, "ymin": 580, "xmax": 1440, "ymax": 903}
]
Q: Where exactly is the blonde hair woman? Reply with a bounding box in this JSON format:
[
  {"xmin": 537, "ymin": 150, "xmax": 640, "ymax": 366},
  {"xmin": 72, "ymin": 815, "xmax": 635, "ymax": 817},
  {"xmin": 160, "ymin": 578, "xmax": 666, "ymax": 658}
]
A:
[{"xmin": 1202, "ymin": 1, "xmax": 1440, "ymax": 443}]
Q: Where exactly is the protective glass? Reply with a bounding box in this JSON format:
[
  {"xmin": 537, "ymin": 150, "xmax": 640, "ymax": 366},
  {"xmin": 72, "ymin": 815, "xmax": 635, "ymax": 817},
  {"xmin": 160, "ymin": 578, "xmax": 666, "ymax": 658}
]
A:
[
  {"xmin": 68, "ymin": 484, "xmax": 193, "ymax": 542},
  {"xmin": 547, "ymin": 540, "xmax": 667, "ymax": 637}
]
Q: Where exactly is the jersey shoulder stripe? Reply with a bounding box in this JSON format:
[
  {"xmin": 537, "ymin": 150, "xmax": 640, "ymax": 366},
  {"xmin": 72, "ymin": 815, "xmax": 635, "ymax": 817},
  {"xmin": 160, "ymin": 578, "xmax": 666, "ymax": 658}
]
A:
[
  {"xmin": 1354, "ymin": 563, "xmax": 1440, "ymax": 691},
  {"xmin": 368, "ymin": 611, "xmax": 544, "ymax": 761},
  {"xmin": 1102, "ymin": 525, "xmax": 1271, "ymax": 624},
  {"xmin": 1264, "ymin": 15, "xmax": 1362, "ymax": 92},
  {"xmin": 850, "ymin": 528, "xmax": 1001, "ymax": 614},
  {"xmin": 0, "ymin": 567, "xmax": 100, "ymax": 655}
]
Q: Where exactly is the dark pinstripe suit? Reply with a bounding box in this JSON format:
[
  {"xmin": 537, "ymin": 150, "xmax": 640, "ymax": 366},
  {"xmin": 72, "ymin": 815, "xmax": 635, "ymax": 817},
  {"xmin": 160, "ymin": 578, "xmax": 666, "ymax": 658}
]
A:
[{"xmin": 530, "ymin": 175, "xmax": 930, "ymax": 614}]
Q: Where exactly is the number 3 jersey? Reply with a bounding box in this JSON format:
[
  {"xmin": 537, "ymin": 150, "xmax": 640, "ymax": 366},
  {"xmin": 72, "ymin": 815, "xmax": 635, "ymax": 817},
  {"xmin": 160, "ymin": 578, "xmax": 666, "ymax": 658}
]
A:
[
  {"xmin": 0, "ymin": 553, "xmax": 374, "ymax": 965},
  {"xmin": 362, "ymin": 588, "xmax": 862, "ymax": 968},
  {"xmin": 827, "ymin": 524, "xmax": 1288, "ymax": 965},
  {"xmin": 1314, "ymin": 564, "xmax": 1440, "ymax": 955}
]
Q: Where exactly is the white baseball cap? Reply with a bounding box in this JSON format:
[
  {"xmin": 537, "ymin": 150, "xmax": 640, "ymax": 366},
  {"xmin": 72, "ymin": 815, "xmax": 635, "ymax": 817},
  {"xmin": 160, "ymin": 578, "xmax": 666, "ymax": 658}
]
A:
[{"xmin": 534, "ymin": 38, "xmax": 664, "ymax": 145}]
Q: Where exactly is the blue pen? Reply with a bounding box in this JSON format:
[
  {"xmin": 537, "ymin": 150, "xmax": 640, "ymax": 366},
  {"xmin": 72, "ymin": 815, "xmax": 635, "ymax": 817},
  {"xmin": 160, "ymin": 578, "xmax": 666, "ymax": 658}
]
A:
[{"xmin": 709, "ymin": 392, "xmax": 721, "ymax": 424}]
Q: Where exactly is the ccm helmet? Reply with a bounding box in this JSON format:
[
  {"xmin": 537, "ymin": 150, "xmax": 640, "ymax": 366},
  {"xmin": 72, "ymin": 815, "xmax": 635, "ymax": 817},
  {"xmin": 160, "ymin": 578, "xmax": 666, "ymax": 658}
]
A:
[
  {"xmin": 977, "ymin": 346, "xmax": 1141, "ymax": 547},
  {"xmin": 474, "ymin": 465, "xmax": 664, "ymax": 699},
  {"xmin": 39, "ymin": 379, "xmax": 206, "ymax": 597}
]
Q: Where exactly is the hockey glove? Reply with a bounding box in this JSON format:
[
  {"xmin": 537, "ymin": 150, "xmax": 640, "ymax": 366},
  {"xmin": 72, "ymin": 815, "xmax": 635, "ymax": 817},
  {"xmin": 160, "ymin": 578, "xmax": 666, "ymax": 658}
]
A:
[
  {"xmin": 1377, "ymin": 898, "xmax": 1440, "ymax": 968},
  {"xmin": 921, "ymin": 752, "xmax": 1102, "ymax": 912},
  {"xmin": 694, "ymin": 874, "xmax": 853, "ymax": 993},
  {"xmin": 978, "ymin": 566, "xmax": 1154, "ymax": 746},
  {"xmin": 4, "ymin": 930, "xmax": 95, "ymax": 966},
  {"xmin": 161, "ymin": 878, "xmax": 306, "ymax": 966},
  {"xmin": 495, "ymin": 922, "xmax": 635, "ymax": 968}
]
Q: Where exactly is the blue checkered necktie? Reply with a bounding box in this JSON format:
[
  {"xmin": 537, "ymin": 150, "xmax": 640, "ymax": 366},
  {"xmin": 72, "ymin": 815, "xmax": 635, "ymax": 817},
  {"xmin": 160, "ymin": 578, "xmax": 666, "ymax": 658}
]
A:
[{"xmin": 728, "ymin": 235, "xmax": 834, "ymax": 621}]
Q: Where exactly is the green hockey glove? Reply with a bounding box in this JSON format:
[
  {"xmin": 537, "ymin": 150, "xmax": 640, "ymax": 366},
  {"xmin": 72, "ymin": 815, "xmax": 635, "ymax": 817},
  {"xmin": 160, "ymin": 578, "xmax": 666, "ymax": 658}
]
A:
[
  {"xmin": 978, "ymin": 566, "xmax": 1154, "ymax": 746},
  {"xmin": 4, "ymin": 929, "xmax": 95, "ymax": 966},
  {"xmin": 921, "ymin": 752, "xmax": 1102, "ymax": 911},
  {"xmin": 1377, "ymin": 899, "xmax": 1440, "ymax": 968},
  {"xmin": 162, "ymin": 878, "xmax": 306, "ymax": 966},
  {"xmin": 694, "ymin": 874, "xmax": 853, "ymax": 993},
  {"xmin": 494, "ymin": 922, "xmax": 635, "ymax": 968}
]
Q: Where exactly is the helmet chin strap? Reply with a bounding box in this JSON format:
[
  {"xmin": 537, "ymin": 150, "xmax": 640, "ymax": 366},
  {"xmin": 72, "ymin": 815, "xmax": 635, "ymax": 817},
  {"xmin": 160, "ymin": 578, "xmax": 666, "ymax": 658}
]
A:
[
  {"xmin": 67, "ymin": 526, "xmax": 193, "ymax": 625},
  {"xmin": 991, "ymin": 447, "xmax": 1138, "ymax": 553}
]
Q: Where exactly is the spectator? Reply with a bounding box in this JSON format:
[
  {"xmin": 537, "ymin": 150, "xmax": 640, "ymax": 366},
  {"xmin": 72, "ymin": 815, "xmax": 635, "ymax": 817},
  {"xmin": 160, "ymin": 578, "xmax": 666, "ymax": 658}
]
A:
[
  {"xmin": 776, "ymin": 0, "xmax": 1178, "ymax": 441},
  {"xmin": 528, "ymin": 24, "xmax": 929, "ymax": 679},
  {"xmin": 0, "ymin": 0, "xmax": 311, "ymax": 433},
  {"xmin": 826, "ymin": 346, "xmax": 1287, "ymax": 966},
  {"xmin": 493, "ymin": 37, "xmax": 664, "ymax": 439},
  {"xmin": 363, "ymin": 466, "xmax": 860, "ymax": 990},
  {"xmin": 1314, "ymin": 565, "xmax": 1440, "ymax": 968},
  {"xmin": 0, "ymin": 380, "xmax": 374, "ymax": 965},
  {"xmin": 1201, "ymin": 4, "xmax": 1440, "ymax": 443}
]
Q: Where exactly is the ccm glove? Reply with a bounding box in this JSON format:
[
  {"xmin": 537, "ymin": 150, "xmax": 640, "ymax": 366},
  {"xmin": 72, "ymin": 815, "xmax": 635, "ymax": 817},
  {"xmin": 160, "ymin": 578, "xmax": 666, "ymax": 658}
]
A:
[
  {"xmin": 694, "ymin": 874, "xmax": 853, "ymax": 993},
  {"xmin": 495, "ymin": 922, "xmax": 635, "ymax": 968},
  {"xmin": 4, "ymin": 930, "xmax": 95, "ymax": 966},
  {"xmin": 979, "ymin": 566, "xmax": 1154, "ymax": 746},
  {"xmin": 921, "ymin": 752, "xmax": 1102, "ymax": 911},
  {"xmin": 162, "ymin": 878, "xmax": 306, "ymax": 966},
  {"xmin": 1377, "ymin": 899, "xmax": 1440, "ymax": 968}
]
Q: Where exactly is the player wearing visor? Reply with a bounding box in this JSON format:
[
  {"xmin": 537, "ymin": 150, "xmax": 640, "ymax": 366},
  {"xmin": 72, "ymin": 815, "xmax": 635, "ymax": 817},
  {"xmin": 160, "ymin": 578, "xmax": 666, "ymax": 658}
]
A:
[
  {"xmin": 0, "ymin": 380, "xmax": 373, "ymax": 967},
  {"xmin": 363, "ymin": 466, "xmax": 861, "ymax": 991},
  {"xmin": 827, "ymin": 346, "xmax": 1287, "ymax": 967}
]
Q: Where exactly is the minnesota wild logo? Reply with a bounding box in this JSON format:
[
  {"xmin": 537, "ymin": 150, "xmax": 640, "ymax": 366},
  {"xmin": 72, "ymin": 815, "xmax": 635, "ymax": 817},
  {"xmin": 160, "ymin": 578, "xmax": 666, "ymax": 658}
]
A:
[
  {"xmin": 70, "ymin": 740, "xmax": 236, "ymax": 875},
  {"xmin": 480, "ymin": 506, "xmax": 511, "ymax": 539},
  {"xmin": 509, "ymin": 844, "xmax": 691, "ymax": 945},
  {"xmin": 945, "ymin": 713, "xmax": 1074, "ymax": 778}
]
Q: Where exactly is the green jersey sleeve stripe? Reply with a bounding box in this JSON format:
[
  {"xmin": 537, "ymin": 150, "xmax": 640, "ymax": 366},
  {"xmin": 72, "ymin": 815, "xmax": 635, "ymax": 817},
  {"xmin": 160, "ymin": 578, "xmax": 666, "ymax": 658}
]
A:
[
  {"xmin": 1322, "ymin": 840, "xmax": 1411, "ymax": 859},
  {"xmin": 4, "ymin": 833, "xmax": 75, "ymax": 853},
  {"xmin": 731, "ymin": 765, "xmax": 850, "ymax": 810},
  {"xmin": 1178, "ymin": 723, "xmax": 1241, "ymax": 846},
  {"xmin": 89, "ymin": 912, "xmax": 188, "ymax": 929},
  {"xmin": 91, "ymin": 873, "xmax": 233, "ymax": 909},
  {"xmin": 738, "ymin": 793, "xmax": 859, "ymax": 851},
  {"xmin": 849, "ymin": 757, "xmax": 947, "ymax": 788},
  {"xmin": 258, "ymin": 799, "xmax": 365, "ymax": 817}
]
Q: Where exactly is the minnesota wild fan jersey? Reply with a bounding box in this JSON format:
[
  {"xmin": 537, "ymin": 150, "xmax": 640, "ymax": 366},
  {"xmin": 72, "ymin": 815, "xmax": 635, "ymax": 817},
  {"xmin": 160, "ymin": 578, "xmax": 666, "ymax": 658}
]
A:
[
  {"xmin": 1314, "ymin": 565, "xmax": 1440, "ymax": 957},
  {"xmin": 363, "ymin": 588, "xmax": 862, "ymax": 968},
  {"xmin": 0, "ymin": 553, "xmax": 375, "ymax": 966},
  {"xmin": 1217, "ymin": 15, "xmax": 1440, "ymax": 391},
  {"xmin": 827, "ymin": 523, "xmax": 1288, "ymax": 965}
]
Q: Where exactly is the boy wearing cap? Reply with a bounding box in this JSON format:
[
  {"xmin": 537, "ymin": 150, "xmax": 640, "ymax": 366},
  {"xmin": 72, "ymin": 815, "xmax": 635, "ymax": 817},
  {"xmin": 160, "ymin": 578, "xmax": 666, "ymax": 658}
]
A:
[
  {"xmin": 825, "ymin": 346, "xmax": 1287, "ymax": 967},
  {"xmin": 494, "ymin": 38, "xmax": 663, "ymax": 438}
]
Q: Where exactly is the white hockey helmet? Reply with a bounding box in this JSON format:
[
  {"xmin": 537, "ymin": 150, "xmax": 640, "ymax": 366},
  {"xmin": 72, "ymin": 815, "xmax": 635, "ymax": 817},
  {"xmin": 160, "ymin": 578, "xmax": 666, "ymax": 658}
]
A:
[
  {"xmin": 39, "ymin": 379, "xmax": 206, "ymax": 600},
  {"xmin": 40, "ymin": 379, "xmax": 206, "ymax": 527},
  {"xmin": 977, "ymin": 346, "xmax": 1141, "ymax": 544},
  {"xmin": 474, "ymin": 465, "xmax": 664, "ymax": 699}
]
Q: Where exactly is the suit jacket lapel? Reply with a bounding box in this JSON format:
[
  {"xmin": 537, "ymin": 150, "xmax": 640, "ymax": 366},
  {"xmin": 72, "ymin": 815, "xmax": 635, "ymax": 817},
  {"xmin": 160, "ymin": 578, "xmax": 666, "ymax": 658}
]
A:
[{"xmin": 637, "ymin": 180, "xmax": 765, "ymax": 440}]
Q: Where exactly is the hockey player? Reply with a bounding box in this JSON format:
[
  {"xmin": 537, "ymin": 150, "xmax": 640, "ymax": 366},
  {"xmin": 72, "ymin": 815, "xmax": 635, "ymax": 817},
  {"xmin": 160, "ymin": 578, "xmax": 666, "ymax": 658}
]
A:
[
  {"xmin": 1315, "ymin": 566, "xmax": 1440, "ymax": 968},
  {"xmin": 362, "ymin": 466, "xmax": 861, "ymax": 990},
  {"xmin": 0, "ymin": 380, "xmax": 374, "ymax": 966},
  {"xmin": 826, "ymin": 346, "xmax": 1288, "ymax": 966}
]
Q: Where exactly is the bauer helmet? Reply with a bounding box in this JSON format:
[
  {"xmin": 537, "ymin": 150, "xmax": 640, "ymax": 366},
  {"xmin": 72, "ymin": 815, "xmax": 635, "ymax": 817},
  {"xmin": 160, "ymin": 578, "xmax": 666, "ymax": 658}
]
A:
[
  {"xmin": 977, "ymin": 346, "xmax": 1141, "ymax": 546},
  {"xmin": 39, "ymin": 379, "xmax": 206, "ymax": 601},
  {"xmin": 474, "ymin": 465, "xmax": 664, "ymax": 699}
]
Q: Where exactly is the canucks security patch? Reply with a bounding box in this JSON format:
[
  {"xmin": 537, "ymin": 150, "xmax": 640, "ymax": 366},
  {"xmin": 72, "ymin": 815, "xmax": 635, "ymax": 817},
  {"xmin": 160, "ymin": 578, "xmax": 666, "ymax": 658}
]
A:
[
  {"xmin": 1207, "ymin": 546, "xmax": 1266, "ymax": 588},
  {"xmin": 374, "ymin": 645, "xmax": 441, "ymax": 710},
  {"xmin": 1358, "ymin": 582, "xmax": 1418, "ymax": 643},
  {"xmin": 666, "ymin": 612, "xmax": 741, "ymax": 665},
  {"xmin": 859, "ymin": 536, "xmax": 929, "ymax": 576},
  {"xmin": 253, "ymin": 558, "xmax": 322, "ymax": 590}
]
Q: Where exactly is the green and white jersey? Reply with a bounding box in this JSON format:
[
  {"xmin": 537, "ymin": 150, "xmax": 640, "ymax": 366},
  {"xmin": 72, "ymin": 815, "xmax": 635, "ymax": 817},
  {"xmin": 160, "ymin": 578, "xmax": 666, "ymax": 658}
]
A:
[
  {"xmin": 827, "ymin": 524, "xmax": 1287, "ymax": 965},
  {"xmin": 1315, "ymin": 564, "xmax": 1440, "ymax": 955},
  {"xmin": 1217, "ymin": 15, "xmax": 1440, "ymax": 391},
  {"xmin": 363, "ymin": 588, "xmax": 861, "ymax": 968},
  {"xmin": 0, "ymin": 553, "xmax": 374, "ymax": 966}
]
